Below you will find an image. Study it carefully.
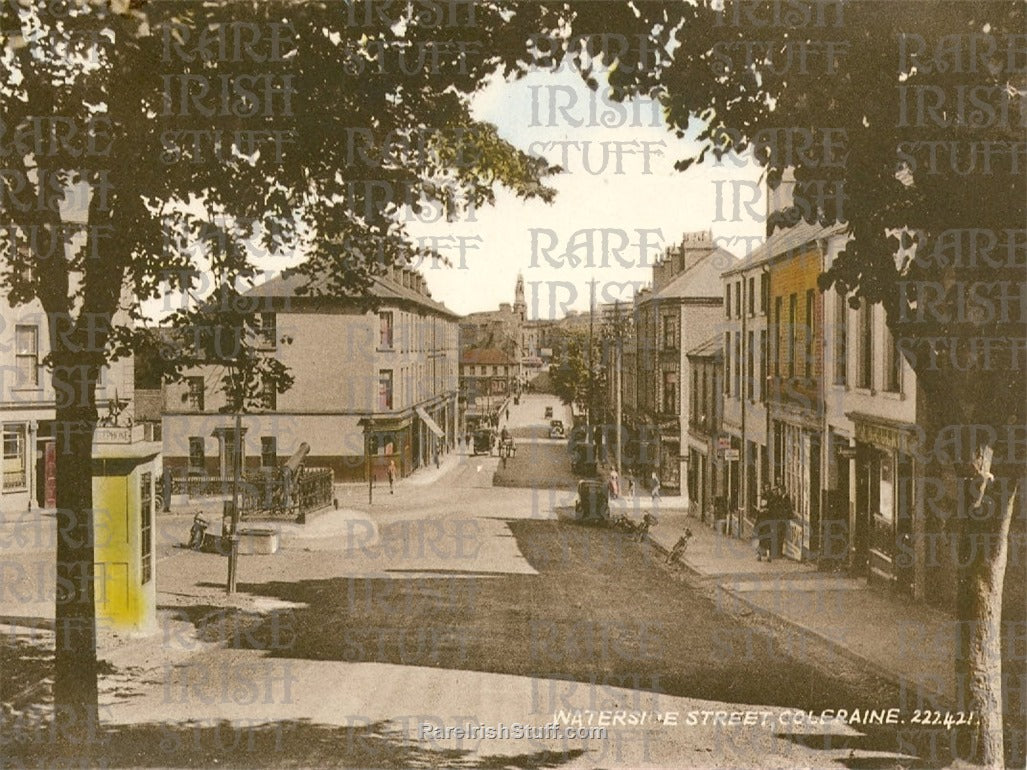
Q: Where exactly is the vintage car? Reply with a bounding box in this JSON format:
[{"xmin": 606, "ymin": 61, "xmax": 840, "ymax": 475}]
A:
[
  {"xmin": 472, "ymin": 429, "xmax": 494, "ymax": 456},
  {"xmin": 549, "ymin": 419, "xmax": 565, "ymax": 439},
  {"xmin": 574, "ymin": 479, "xmax": 609, "ymax": 523},
  {"xmin": 544, "ymin": 406, "xmax": 553, "ymax": 419}
]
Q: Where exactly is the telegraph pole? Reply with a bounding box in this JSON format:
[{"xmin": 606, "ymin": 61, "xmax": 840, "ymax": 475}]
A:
[{"xmin": 615, "ymin": 300, "xmax": 623, "ymax": 475}]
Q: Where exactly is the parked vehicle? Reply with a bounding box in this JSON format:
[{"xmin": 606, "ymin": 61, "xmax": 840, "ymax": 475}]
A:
[
  {"xmin": 472, "ymin": 429, "xmax": 493, "ymax": 455},
  {"xmin": 574, "ymin": 479, "xmax": 609, "ymax": 523},
  {"xmin": 544, "ymin": 406, "xmax": 553, "ymax": 419},
  {"xmin": 549, "ymin": 419, "xmax": 565, "ymax": 438}
]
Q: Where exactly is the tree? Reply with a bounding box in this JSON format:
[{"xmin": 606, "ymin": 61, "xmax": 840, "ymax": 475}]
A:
[
  {"xmin": 1, "ymin": 0, "xmax": 557, "ymax": 747},
  {"xmin": 549, "ymin": 327, "xmax": 606, "ymax": 420},
  {"xmin": 524, "ymin": 2, "xmax": 1024, "ymax": 765}
]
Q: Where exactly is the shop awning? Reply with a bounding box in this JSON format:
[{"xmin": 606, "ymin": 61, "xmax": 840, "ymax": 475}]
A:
[{"xmin": 415, "ymin": 406, "xmax": 445, "ymax": 439}]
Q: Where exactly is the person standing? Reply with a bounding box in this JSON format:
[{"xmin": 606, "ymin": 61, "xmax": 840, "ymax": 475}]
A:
[
  {"xmin": 650, "ymin": 471, "xmax": 661, "ymax": 501},
  {"xmin": 627, "ymin": 475, "xmax": 636, "ymax": 497},
  {"xmin": 387, "ymin": 458, "xmax": 397, "ymax": 494}
]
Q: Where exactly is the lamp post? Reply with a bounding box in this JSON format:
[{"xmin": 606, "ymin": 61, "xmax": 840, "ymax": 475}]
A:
[{"xmin": 365, "ymin": 416, "xmax": 375, "ymax": 505}]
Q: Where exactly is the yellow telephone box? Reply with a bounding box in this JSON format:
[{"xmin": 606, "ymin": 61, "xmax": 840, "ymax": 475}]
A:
[{"xmin": 92, "ymin": 426, "xmax": 162, "ymax": 633}]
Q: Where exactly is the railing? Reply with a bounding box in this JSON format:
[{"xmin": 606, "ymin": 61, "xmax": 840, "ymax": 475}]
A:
[{"xmin": 166, "ymin": 467, "xmax": 335, "ymax": 522}]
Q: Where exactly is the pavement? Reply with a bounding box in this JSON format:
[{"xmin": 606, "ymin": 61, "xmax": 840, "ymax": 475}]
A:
[{"xmin": 642, "ymin": 505, "xmax": 959, "ymax": 708}]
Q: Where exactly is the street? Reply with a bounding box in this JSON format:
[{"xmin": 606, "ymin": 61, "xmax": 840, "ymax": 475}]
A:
[{"xmin": 2, "ymin": 396, "xmax": 946, "ymax": 768}]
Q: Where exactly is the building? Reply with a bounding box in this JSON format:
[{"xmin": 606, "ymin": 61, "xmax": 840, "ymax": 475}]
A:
[
  {"xmin": 685, "ymin": 335, "xmax": 723, "ymax": 520},
  {"xmin": 821, "ymin": 236, "xmax": 919, "ymax": 585},
  {"xmin": 161, "ymin": 265, "xmax": 459, "ymax": 483},
  {"xmin": 1, "ymin": 297, "xmax": 135, "ymax": 513},
  {"xmin": 459, "ymin": 273, "xmax": 539, "ymax": 386},
  {"xmin": 764, "ymin": 222, "xmax": 840, "ymax": 561},
  {"xmin": 459, "ymin": 347, "xmax": 518, "ymax": 425},
  {"xmin": 630, "ymin": 231, "xmax": 731, "ymax": 496}
]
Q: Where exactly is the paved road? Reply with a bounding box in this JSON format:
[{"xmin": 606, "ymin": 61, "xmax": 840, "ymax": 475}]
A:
[{"xmin": 3, "ymin": 425, "xmax": 950, "ymax": 768}]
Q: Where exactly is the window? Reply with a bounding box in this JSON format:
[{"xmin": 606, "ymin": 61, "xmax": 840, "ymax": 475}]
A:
[
  {"xmin": 725, "ymin": 285, "xmax": 731, "ymax": 318},
  {"xmin": 884, "ymin": 324, "xmax": 902, "ymax": 392},
  {"xmin": 188, "ymin": 437, "xmax": 205, "ymax": 471},
  {"xmin": 748, "ymin": 277, "xmax": 755, "ymax": 316},
  {"xmin": 759, "ymin": 329, "xmax": 767, "ymax": 401},
  {"xmin": 140, "ymin": 472, "xmax": 153, "ymax": 584},
  {"xmin": 834, "ymin": 293, "xmax": 848, "ymax": 386},
  {"xmin": 2, "ymin": 424, "xmax": 26, "ymax": 490},
  {"xmin": 787, "ymin": 294, "xmax": 797, "ymax": 378},
  {"xmin": 761, "ymin": 273, "xmax": 769, "ymax": 313},
  {"xmin": 379, "ymin": 311, "xmax": 394, "ymax": 348},
  {"xmin": 734, "ymin": 333, "xmax": 741, "ymax": 397},
  {"xmin": 15, "ymin": 325, "xmax": 38, "ymax": 387},
  {"xmin": 261, "ymin": 436, "xmax": 277, "ymax": 467},
  {"xmin": 379, "ymin": 370, "xmax": 393, "ymax": 410},
  {"xmin": 858, "ymin": 300, "xmax": 873, "ymax": 389},
  {"xmin": 186, "ymin": 377, "xmax": 204, "ymax": 410},
  {"xmin": 257, "ymin": 312, "xmax": 276, "ymax": 349},
  {"xmin": 735, "ymin": 282, "xmax": 742, "ymax": 319},
  {"xmin": 662, "ymin": 370, "xmax": 677, "ymax": 413},
  {"xmin": 747, "ymin": 330, "xmax": 755, "ymax": 400},
  {"xmin": 724, "ymin": 332, "xmax": 731, "ymax": 394},
  {"xmin": 691, "ymin": 369, "xmax": 699, "ymax": 418},
  {"xmin": 804, "ymin": 289, "xmax": 815, "ymax": 378},
  {"xmin": 663, "ymin": 315, "xmax": 676, "ymax": 350},
  {"xmin": 262, "ymin": 376, "xmax": 276, "ymax": 410},
  {"xmin": 774, "ymin": 297, "xmax": 783, "ymax": 376}
]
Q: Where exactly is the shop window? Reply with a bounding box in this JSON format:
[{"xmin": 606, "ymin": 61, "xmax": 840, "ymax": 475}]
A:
[
  {"xmin": 662, "ymin": 371, "xmax": 677, "ymax": 413},
  {"xmin": 2, "ymin": 424, "xmax": 26, "ymax": 490},
  {"xmin": 787, "ymin": 294, "xmax": 797, "ymax": 378}
]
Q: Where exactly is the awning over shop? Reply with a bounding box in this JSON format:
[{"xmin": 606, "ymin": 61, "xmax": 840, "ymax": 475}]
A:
[{"xmin": 415, "ymin": 406, "xmax": 445, "ymax": 439}]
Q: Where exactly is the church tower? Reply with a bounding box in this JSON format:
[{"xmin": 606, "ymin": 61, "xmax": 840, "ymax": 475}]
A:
[{"xmin": 513, "ymin": 272, "xmax": 526, "ymax": 321}]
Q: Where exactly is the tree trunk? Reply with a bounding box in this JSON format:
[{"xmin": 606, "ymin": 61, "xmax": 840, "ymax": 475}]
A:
[
  {"xmin": 51, "ymin": 358, "xmax": 100, "ymax": 751},
  {"xmin": 954, "ymin": 463, "xmax": 1018, "ymax": 768}
]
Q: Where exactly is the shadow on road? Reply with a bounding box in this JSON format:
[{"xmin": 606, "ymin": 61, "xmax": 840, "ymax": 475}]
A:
[
  {"xmin": 163, "ymin": 518, "xmax": 950, "ymax": 768},
  {"xmin": 1, "ymin": 718, "xmax": 585, "ymax": 768}
]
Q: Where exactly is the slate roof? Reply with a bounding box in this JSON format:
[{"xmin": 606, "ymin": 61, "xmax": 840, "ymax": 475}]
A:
[
  {"xmin": 460, "ymin": 347, "xmax": 516, "ymax": 366},
  {"xmin": 721, "ymin": 220, "xmax": 847, "ymax": 277},
  {"xmin": 244, "ymin": 270, "xmax": 458, "ymax": 318},
  {"xmin": 686, "ymin": 334, "xmax": 724, "ymax": 359}
]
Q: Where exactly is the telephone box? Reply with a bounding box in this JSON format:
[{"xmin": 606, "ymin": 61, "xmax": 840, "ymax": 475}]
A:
[{"xmin": 92, "ymin": 426, "xmax": 162, "ymax": 633}]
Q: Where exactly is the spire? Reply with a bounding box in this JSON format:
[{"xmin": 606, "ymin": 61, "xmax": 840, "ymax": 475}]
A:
[{"xmin": 513, "ymin": 272, "xmax": 526, "ymax": 320}]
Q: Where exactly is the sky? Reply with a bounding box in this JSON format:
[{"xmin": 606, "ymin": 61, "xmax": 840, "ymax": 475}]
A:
[{"xmin": 406, "ymin": 66, "xmax": 767, "ymax": 319}]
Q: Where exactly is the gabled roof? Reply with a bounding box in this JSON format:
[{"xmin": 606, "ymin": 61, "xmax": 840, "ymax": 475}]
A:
[
  {"xmin": 686, "ymin": 334, "xmax": 723, "ymax": 359},
  {"xmin": 655, "ymin": 247, "xmax": 735, "ymax": 300},
  {"xmin": 722, "ymin": 220, "xmax": 846, "ymax": 277},
  {"xmin": 244, "ymin": 270, "xmax": 458, "ymax": 318},
  {"xmin": 460, "ymin": 347, "xmax": 516, "ymax": 366}
]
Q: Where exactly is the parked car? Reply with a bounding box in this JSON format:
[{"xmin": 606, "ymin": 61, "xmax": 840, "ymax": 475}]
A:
[
  {"xmin": 574, "ymin": 479, "xmax": 609, "ymax": 523},
  {"xmin": 549, "ymin": 419, "xmax": 565, "ymax": 438},
  {"xmin": 472, "ymin": 429, "xmax": 493, "ymax": 455},
  {"xmin": 544, "ymin": 406, "xmax": 553, "ymax": 419}
]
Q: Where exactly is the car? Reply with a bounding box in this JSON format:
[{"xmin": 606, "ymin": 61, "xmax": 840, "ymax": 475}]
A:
[
  {"xmin": 544, "ymin": 406, "xmax": 553, "ymax": 419},
  {"xmin": 574, "ymin": 479, "xmax": 609, "ymax": 523},
  {"xmin": 549, "ymin": 419, "xmax": 565, "ymax": 438}
]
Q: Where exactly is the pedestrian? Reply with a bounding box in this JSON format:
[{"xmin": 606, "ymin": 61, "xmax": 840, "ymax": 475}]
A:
[
  {"xmin": 506, "ymin": 407, "xmax": 510, "ymax": 421},
  {"xmin": 650, "ymin": 471, "xmax": 661, "ymax": 501},
  {"xmin": 608, "ymin": 468, "xmax": 619, "ymax": 499},
  {"xmin": 627, "ymin": 475, "xmax": 636, "ymax": 497},
  {"xmin": 434, "ymin": 448, "xmax": 440, "ymax": 468},
  {"xmin": 465, "ymin": 432, "xmax": 471, "ymax": 450},
  {"xmin": 387, "ymin": 458, "xmax": 396, "ymax": 494}
]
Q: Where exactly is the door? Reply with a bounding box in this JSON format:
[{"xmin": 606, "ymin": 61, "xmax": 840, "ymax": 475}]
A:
[{"xmin": 44, "ymin": 441, "xmax": 56, "ymax": 508}]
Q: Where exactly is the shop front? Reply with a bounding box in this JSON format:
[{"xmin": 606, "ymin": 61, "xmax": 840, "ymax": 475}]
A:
[{"xmin": 849, "ymin": 413, "xmax": 915, "ymax": 591}]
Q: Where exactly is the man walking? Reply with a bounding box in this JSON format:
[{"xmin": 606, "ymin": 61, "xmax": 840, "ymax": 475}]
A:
[{"xmin": 387, "ymin": 458, "xmax": 396, "ymax": 494}]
